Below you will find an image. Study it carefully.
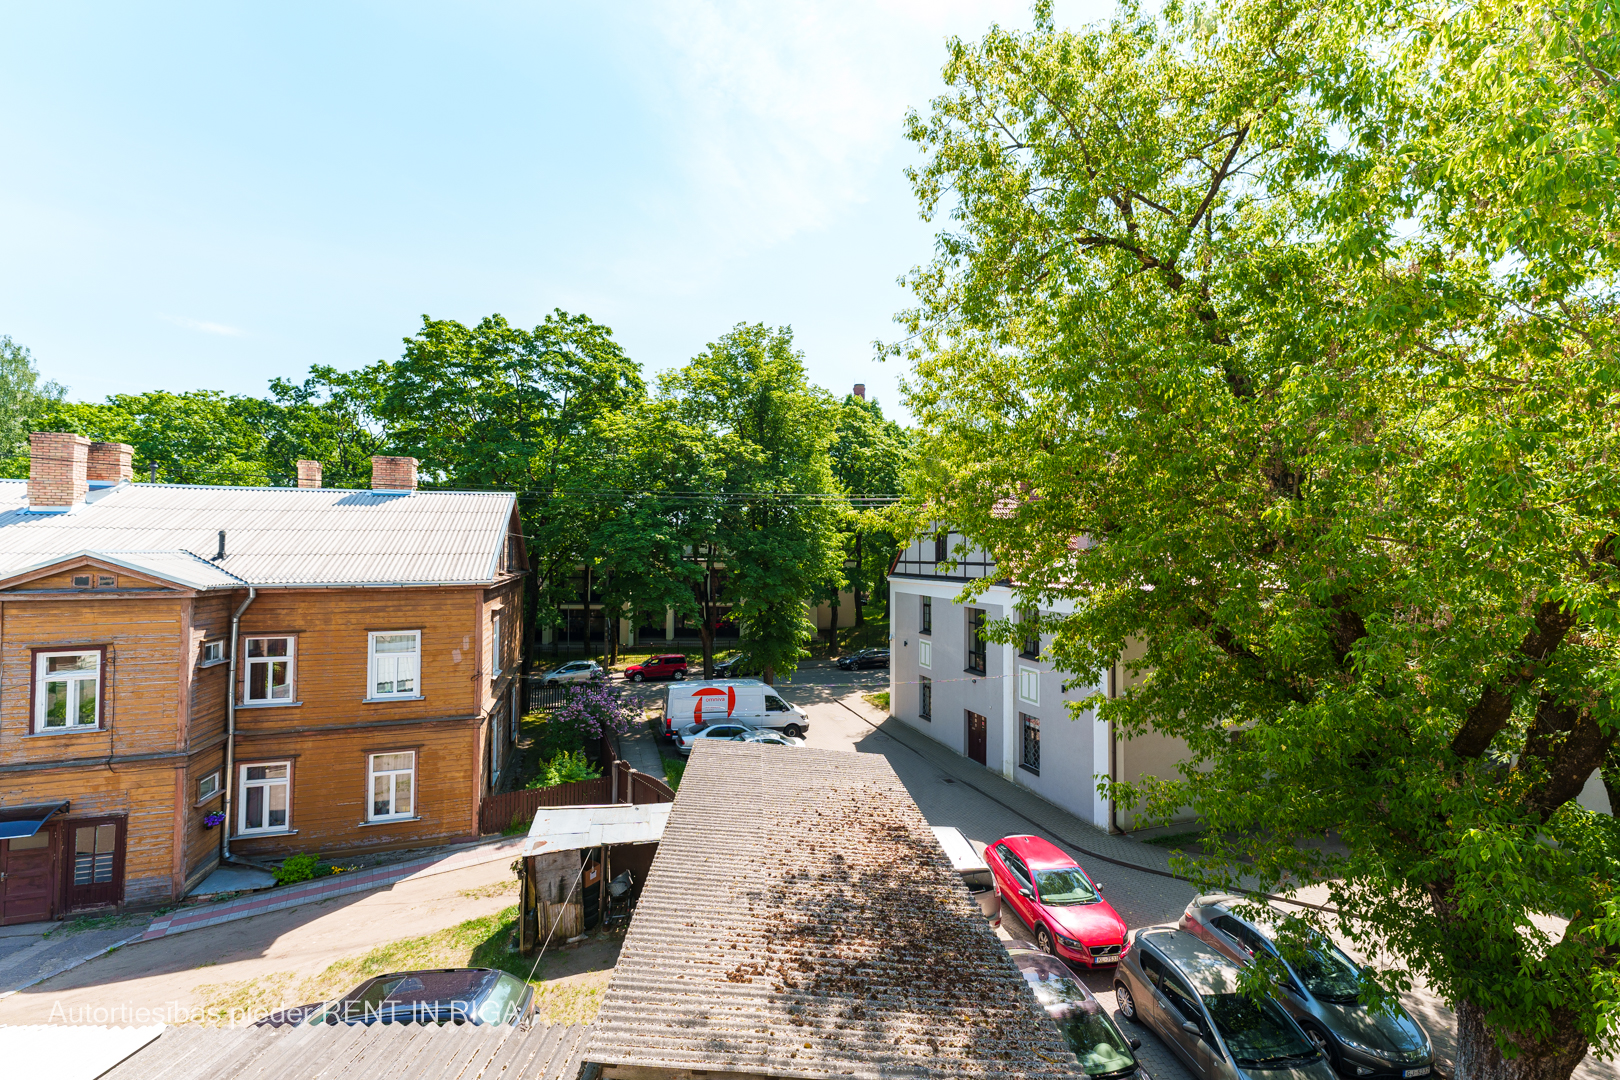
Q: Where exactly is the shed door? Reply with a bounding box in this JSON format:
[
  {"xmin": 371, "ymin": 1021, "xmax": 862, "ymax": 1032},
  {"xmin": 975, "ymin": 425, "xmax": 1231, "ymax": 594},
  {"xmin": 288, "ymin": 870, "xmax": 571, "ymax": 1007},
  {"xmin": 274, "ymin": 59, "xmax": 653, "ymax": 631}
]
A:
[
  {"xmin": 965, "ymin": 711, "xmax": 988, "ymax": 765},
  {"xmin": 0, "ymin": 831, "xmax": 58, "ymax": 925},
  {"xmin": 63, "ymin": 818, "xmax": 125, "ymax": 911}
]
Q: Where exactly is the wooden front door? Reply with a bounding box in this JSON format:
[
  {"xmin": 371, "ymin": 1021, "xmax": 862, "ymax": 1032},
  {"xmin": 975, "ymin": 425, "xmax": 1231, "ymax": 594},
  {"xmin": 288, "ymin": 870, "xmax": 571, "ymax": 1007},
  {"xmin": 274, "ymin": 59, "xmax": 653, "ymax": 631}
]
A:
[
  {"xmin": 966, "ymin": 710, "xmax": 988, "ymax": 766},
  {"xmin": 63, "ymin": 817, "xmax": 125, "ymax": 911},
  {"xmin": 0, "ymin": 831, "xmax": 58, "ymax": 925}
]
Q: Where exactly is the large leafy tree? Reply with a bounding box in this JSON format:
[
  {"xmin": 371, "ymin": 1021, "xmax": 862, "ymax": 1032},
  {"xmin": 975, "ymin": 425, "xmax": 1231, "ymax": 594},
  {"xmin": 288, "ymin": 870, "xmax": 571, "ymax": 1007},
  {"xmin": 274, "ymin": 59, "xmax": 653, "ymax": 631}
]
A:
[
  {"xmin": 664, "ymin": 324, "xmax": 843, "ymax": 682},
  {"xmin": 825, "ymin": 392, "xmax": 911, "ymax": 635},
  {"xmin": 0, "ymin": 336, "xmax": 65, "ymax": 471},
  {"xmin": 899, "ymin": 2, "xmax": 1620, "ymax": 1078}
]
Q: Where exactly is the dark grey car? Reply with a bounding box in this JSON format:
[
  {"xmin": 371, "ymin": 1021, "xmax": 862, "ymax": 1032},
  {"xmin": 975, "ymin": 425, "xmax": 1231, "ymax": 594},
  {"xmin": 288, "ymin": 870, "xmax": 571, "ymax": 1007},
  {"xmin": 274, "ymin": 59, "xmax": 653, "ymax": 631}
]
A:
[
  {"xmin": 1180, "ymin": 896, "xmax": 1434, "ymax": 1080},
  {"xmin": 1115, "ymin": 927, "xmax": 1336, "ymax": 1080}
]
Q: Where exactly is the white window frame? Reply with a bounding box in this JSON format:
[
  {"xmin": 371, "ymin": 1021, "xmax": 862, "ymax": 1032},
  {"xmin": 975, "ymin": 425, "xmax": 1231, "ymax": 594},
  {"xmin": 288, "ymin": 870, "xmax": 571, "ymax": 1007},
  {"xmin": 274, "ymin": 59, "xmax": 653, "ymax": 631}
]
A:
[
  {"xmin": 201, "ymin": 640, "xmax": 225, "ymax": 665},
  {"xmin": 491, "ymin": 612, "xmax": 502, "ymax": 677},
  {"xmin": 368, "ymin": 750, "xmax": 417, "ymax": 821},
  {"xmin": 1018, "ymin": 665, "xmax": 1040, "ymax": 706},
  {"xmin": 242, "ymin": 635, "xmax": 296, "ymax": 704},
  {"xmin": 237, "ymin": 760, "xmax": 291, "ymax": 835},
  {"xmin": 197, "ymin": 771, "xmax": 221, "ymax": 804},
  {"xmin": 918, "ymin": 639, "xmax": 933, "ymax": 669},
  {"xmin": 33, "ymin": 649, "xmax": 103, "ymax": 733},
  {"xmin": 367, "ymin": 630, "xmax": 422, "ymax": 700}
]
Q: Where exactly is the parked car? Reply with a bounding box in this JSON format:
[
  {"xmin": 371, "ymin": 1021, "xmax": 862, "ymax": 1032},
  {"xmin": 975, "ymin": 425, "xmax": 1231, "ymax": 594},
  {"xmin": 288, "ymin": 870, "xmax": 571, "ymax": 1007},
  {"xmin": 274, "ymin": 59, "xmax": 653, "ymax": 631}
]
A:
[
  {"xmin": 1115, "ymin": 927, "xmax": 1335, "ymax": 1080},
  {"xmin": 660, "ymin": 679, "xmax": 810, "ymax": 739},
  {"xmin": 738, "ymin": 729, "xmax": 804, "ymax": 748},
  {"xmin": 711, "ymin": 651, "xmax": 754, "ymax": 678},
  {"xmin": 1004, "ymin": 943, "xmax": 1150, "ymax": 1080},
  {"xmin": 932, "ymin": 825, "xmax": 999, "ymax": 919},
  {"xmin": 1180, "ymin": 895, "xmax": 1434, "ymax": 1078},
  {"xmin": 624, "ymin": 654, "xmax": 688, "ymax": 682},
  {"xmin": 539, "ymin": 659, "xmax": 603, "ymax": 686},
  {"xmin": 835, "ymin": 647, "xmax": 890, "ymax": 670},
  {"xmin": 256, "ymin": 967, "xmax": 533, "ymax": 1028},
  {"xmin": 673, "ymin": 720, "xmax": 761, "ymax": 755},
  {"xmin": 986, "ymin": 834, "xmax": 1128, "ymax": 967}
]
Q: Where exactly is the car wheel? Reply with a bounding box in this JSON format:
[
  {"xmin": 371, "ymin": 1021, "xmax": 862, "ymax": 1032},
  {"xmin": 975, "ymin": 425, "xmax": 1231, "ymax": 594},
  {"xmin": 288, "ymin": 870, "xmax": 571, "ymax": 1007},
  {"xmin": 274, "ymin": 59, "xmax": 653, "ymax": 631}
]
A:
[
  {"xmin": 1114, "ymin": 982, "xmax": 1140, "ymax": 1023},
  {"xmin": 630, "ymin": 673, "xmax": 643, "ymax": 683},
  {"xmin": 544, "ymin": 679, "xmax": 557, "ymax": 687},
  {"xmin": 784, "ymin": 724, "xmax": 803, "ymax": 739},
  {"xmin": 1035, "ymin": 926, "xmax": 1055, "ymax": 956},
  {"xmin": 673, "ymin": 670, "xmax": 686, "ymax": 680},
  {"xmin": 1303, "ymin": 1025, "xmax": 1337, "ymax": 1068}
]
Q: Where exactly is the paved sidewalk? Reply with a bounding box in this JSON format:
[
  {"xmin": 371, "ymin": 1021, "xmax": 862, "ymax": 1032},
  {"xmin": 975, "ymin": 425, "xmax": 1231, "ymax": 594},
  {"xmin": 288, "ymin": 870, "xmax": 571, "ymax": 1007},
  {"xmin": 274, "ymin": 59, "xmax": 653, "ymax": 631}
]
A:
[
  {"xmin": 136, "ymin": 836, "xmax": 527, "ymax": 943},
  {"xmin": 0, "ymin": 915, "xmax": 156, "ymax": 997},
  {"xmin": 617, "ymin": 722, "xmax": 668, "ymax": 783}
]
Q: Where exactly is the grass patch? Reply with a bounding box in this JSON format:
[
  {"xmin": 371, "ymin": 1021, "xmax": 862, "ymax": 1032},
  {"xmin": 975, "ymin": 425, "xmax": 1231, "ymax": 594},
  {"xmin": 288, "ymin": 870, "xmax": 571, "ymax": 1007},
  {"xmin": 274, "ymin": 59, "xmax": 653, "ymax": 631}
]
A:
[
  {"xmin": 660, "ymin": 756, "xmax": 686, "ymax": 790},
  {"xmin": 1143, "ymin": 830, "xmax": 1204, "ymax": 848},
  {"xmin": 458, "ymin": 881, "xmax": 518, "ymax": 901},
  {"xmin": 863, "ymin": 691, "xmax": 890, "ymax": 712},
  {"xmin": 44, "ymin": 912, "xmax": 141, "ymax": 939}
]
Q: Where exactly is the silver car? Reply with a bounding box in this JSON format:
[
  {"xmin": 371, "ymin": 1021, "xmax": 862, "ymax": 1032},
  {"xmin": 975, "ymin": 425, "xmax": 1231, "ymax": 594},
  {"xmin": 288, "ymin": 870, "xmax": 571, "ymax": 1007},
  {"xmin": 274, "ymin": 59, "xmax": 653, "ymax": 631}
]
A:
[
  {"xmin": 1180, "ymin": 896, "xmax": 1433, "ymax": 1079},
  {"xmin": 1115, "ymin": 927, "xmax": 1337, "ymax": 1080},
  {"xmin": 672, "ymin": 721, "xmax": 761, "ymax": 756},
  {"xmin": 540, "ymin": 660, "xmax": 603, "ymax": 686}
]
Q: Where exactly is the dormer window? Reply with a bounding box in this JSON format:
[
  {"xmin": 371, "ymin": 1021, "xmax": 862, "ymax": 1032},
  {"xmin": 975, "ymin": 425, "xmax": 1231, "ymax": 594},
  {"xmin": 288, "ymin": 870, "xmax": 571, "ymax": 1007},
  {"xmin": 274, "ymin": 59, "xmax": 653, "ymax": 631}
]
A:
[
  {"xmin": 97, "ymin": 574, "xmax": 115, "ymax": 588},
  {"xmin": 72, "ymin": 574, "xmax": 91, "ymax": 588}
]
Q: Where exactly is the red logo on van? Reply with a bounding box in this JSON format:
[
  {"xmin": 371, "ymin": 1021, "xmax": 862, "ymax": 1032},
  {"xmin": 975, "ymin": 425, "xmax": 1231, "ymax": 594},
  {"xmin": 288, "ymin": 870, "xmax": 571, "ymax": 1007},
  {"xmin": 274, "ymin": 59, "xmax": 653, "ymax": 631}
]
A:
[{"xmin": 692, "ymin": 686, "xmax": 735, "ymax": 724}]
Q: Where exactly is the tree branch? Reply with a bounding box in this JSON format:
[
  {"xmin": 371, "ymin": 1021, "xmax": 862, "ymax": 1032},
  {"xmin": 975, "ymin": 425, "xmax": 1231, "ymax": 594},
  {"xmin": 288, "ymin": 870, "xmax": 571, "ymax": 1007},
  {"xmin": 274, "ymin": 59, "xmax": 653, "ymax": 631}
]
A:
[{"xmin": 1449, "ymin": 599, "xmax": 1577, "ymax": 758}]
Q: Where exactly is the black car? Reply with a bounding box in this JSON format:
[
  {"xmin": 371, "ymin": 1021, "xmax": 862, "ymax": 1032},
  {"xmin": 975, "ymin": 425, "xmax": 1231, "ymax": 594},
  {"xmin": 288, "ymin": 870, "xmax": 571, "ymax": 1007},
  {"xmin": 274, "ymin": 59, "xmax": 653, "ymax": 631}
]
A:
[
  {"xmin": 257, "ymin": 967, "xmax": 534, "ymax": 1027},
  {"xmin": 836, "ymin": 647, "xmax": 890, "ymax": 670},
  {"xmin": 712, "ymin": 651, "xmax": 754, "ymax": 678}
]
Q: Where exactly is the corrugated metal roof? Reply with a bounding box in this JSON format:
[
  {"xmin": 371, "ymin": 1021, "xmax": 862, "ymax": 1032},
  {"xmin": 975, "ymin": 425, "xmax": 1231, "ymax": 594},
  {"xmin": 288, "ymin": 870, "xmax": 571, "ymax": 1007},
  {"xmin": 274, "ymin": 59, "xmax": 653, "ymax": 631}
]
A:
[
  {"xmin": 586, "ymin": 741, "xmax": 1084, "ymax": 1080},
  {"xmin": 95, "ymin": 1020, "xmax": 589, "ymax": 1079},
  {"xmin": 523, "ymin": 802, "xmax": 673, "ymax": 856},
  {"xmin": 0, "ymin": 480, "xmax": 515, "ymax": 588}
]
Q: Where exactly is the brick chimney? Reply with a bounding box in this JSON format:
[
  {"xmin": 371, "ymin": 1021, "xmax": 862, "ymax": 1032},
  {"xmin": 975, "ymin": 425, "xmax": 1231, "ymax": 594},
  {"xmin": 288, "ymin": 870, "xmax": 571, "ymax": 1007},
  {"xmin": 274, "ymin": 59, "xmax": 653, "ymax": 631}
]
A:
[
  {"xmin": 853, "ymin": 383, "xmax": 866, "ymax": 400},
  {"xmin": 87, "ymin": 441, "xmax": 134, "ymax": 488},
  {"xmin": 28, "ymin": 432, "xmax": 91, "ymax": 512},
  {"xmin": 296, "ymin": 460, "xmax": 322, "ymax": 488},
  {"xmin": 370, "ymin": 455, "xmax": 418, "ymax": 492}
]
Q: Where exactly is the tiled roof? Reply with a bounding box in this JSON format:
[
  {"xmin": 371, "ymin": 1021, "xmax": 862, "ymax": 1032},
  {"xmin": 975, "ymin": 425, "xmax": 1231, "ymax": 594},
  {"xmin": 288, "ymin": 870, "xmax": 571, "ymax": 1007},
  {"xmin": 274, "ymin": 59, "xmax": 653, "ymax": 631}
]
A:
[
  {"xmin": 0, "ymin": 480, "xmax": 515, "ymax": 588},
  {"xmin": 587, "ymin": 741, "xmax": 1083, "ymax": 1079}
]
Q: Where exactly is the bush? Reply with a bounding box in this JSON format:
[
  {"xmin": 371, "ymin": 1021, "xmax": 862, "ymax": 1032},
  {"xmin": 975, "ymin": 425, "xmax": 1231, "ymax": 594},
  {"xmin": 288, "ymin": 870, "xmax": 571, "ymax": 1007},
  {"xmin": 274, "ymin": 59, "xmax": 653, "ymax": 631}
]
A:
[
  {"xmin": 273, "ymin": 852, "xmax": 333, "ymax": 886},
  {"xmin": 525, "ymin": 749, "xmax": 602, "ymax": 790}
]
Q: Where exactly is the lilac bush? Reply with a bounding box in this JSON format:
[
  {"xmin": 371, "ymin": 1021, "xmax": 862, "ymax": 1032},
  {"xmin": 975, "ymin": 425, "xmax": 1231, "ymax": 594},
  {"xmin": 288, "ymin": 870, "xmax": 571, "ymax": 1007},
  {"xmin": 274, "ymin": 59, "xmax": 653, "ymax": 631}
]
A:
[{"xmin": 552, "ymin": 680, "xmax": 638, "ymax": 741}]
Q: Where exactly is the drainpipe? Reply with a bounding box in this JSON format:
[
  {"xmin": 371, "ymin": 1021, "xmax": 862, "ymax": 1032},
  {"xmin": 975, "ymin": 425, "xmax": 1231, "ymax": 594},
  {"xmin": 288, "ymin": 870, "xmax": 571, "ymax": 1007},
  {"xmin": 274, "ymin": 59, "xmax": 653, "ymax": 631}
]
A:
[
  {"xmin": 1108, "ymin": 661, "xmax": 1121, "ymax": 835},
  {"xmin": 221, "ymin": 587, "xmax": 257, "ymax": 861}
]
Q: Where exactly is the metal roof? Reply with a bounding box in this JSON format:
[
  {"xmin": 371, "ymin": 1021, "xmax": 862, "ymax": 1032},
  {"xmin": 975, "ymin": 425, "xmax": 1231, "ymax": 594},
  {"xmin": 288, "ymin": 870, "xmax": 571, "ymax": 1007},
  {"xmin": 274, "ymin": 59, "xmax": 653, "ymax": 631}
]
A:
[
  {"xmin": 586, "ymin": 741, "xmax": 1084, "ymax": 1080},
  {"xmin": 0, "ymin": 480, "xmax": 516, "ymax": 588},
  {"xmin": 522, "ymin": 802, "xmax": 673, "ymax": 856},
  {"xmin": 95, "ymin": 1020, "xmax": 590, "ymax": 1080}
]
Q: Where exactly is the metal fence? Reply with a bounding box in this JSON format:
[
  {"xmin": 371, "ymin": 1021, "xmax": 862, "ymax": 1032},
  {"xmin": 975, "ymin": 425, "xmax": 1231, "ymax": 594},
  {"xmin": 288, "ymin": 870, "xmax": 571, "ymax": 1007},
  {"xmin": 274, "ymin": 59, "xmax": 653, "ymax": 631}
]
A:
[{"xmin": 526, "ymin": 681, "xmax": 569, "ymax": 713}]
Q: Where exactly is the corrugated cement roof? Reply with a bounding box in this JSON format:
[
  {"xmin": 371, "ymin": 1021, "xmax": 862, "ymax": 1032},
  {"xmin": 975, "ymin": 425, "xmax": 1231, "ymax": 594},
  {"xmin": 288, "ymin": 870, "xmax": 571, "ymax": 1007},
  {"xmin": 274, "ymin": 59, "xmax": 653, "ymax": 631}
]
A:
[
  {"xmin": 0, "ymin": 480, "xmax": 515, "ymax": 588},
  {"xmin": 586, "ymin": 741, "xmax": 1084, "ymax": 1080},
  {"xmin": 96, "ymin": 1020, "xmax": 590, "ymax": 1079}
]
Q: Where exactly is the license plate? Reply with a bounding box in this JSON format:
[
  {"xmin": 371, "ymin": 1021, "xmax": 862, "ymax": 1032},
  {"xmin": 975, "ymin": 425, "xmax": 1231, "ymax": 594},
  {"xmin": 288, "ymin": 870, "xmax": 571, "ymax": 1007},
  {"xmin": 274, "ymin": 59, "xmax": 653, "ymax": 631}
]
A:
[{"xmin": 1404, "ymin": 1068, "xmax": 1431, "ymax": 1077}]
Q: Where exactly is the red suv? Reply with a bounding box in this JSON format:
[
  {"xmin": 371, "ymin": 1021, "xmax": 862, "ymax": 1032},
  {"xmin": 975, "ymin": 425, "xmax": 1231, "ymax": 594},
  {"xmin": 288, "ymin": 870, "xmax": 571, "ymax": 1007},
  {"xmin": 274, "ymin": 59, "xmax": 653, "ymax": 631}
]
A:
[{"xmin": 623, "ymin": 654, "xmax": 688, "ymax": 683}]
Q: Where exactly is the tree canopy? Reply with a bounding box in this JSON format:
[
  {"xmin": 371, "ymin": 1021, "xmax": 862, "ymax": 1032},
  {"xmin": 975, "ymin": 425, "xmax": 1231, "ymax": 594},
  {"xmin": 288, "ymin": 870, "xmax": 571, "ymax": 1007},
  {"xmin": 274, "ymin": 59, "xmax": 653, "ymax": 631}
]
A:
[{"xmin": 899, "ymin": 0, "xmax": 1619, "ymax": 1077}]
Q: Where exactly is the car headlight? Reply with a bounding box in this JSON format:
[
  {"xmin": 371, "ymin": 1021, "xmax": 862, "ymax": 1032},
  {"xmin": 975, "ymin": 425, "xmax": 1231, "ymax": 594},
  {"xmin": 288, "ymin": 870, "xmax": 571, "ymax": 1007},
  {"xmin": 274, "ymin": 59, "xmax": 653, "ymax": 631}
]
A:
[
  {"xmin": 1336, "ymin": 1036, "xmax": 1403, "ymax": 1062},
  {"xmin": 1056, "ymin": 934, "xmax": 1085, "ymax": 948}
]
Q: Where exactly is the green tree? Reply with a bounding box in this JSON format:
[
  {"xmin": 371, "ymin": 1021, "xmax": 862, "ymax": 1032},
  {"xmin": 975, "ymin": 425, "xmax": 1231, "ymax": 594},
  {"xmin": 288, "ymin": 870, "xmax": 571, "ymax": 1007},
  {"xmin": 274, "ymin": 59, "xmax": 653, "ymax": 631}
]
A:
[
  {"xmin": 827, "ymin": 392, "xmax": 910, "ymax": 635},
  {"xmin": 663, "ymin": 324, "xmax": 843, "ymax": 682},
  {"xmin": 899, "ymin": 2, "xmax": 1620, "ymax": 1078},
  {"xmin": 21, "ymin": 391, "xmax": 277, "ymax": 485},
  {"xmin": 0, "ymin": 336, "xmax": 65, "ymax": 473}
]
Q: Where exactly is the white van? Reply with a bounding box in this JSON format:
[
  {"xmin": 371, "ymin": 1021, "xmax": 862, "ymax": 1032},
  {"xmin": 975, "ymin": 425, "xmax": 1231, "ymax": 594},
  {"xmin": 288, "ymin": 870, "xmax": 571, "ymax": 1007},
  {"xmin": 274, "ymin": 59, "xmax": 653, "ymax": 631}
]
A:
[{"xmin": 660, "ymin": 679, "xmax": 809, "ymax": 740}]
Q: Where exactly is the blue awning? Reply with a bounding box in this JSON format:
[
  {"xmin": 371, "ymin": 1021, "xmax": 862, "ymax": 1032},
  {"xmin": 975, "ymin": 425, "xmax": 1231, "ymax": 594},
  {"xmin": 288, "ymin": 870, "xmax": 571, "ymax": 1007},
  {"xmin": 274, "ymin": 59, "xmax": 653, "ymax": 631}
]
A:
[{"xmin": 0, "ymin": 801, "xmax": 70, "ymax": 840}]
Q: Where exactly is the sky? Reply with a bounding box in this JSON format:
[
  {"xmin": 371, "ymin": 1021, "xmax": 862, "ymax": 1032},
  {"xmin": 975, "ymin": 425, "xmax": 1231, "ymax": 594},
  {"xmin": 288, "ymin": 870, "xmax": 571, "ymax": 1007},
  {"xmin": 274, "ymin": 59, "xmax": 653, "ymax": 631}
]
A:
[{"xmin": 0, "ymin": 1, "xmax": 1111, "ymax": 422}]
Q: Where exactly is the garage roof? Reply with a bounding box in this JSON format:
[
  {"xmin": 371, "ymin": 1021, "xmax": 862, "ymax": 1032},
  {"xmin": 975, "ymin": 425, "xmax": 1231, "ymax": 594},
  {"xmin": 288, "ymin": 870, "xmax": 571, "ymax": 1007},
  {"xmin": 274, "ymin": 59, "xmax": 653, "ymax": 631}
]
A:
[{"xmin": 585, "ymin": 741, "xmax": 1083, "ymax": 1079}]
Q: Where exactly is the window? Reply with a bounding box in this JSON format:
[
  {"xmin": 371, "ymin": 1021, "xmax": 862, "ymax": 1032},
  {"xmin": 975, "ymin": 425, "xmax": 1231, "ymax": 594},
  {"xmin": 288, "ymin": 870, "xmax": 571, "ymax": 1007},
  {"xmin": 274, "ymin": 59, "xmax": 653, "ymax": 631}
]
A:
[
  {"xmin": 71, "ymin": 574, "xmax": 91, "ymax": 588},
  {"xmin": 369, "ymin": 631, "xmax": 421, "ymax": 698},
  {"xmin": 919, "ymin": 596, "xmax": 932, "ymax": 635},
  {"xmin": 934, "ymin": 532, "xmax": 949, "ymax": 564},
  {"xmin": 918, "ymin": 676, "xmax": 932, "ymax": 721},
  {"xmin": 201, "ymin": 640, "xmax": 224, "ymax": 665},
  {"xmin": 491, "ymin": 613, "xmax": 503, "ymax": 677},
  {"xmin": 74, "ymin": 823, "xmax": 118, "ymax": 885},
  {"xmin": 765, "ymin": 695, "xmax": 791, "ymax": 712},
  {"xmin": 1021, "ymin": 713, "xmax": 1040, "ymax": 774},
  {"xmin": 1162, "ymin": 972, "xmax": 1208, "ymax": 1032},
  {"xmin": 1213, "ymin": 915, "xmax": 1269, "ymax": 956},
  {"xmin": 96, "ymin": 574, "xmax": 116, "ymax": 588},
  {"xmin": 1018, "ymin": 666, "xmax": 1039, "ymax": 705},
  {"xmin": 243, "ymin": 636, "xmax": 294, "ymax": 703},
  {"xmin": 369, "ymin": 752, "xmax": 416, "ymax": 820},
  {"xmin": 965, "ymin": 609, "xmax": 987, "ymax": 674},
  {"xmin": 34, "ymin": 649, "xmax": 102, "ymax": 732},
  {"xmin": 238, "ymin": 762, "xmax": 290, "ymax": 834},
  {"xmin": 1020, "ymin": 608, "xmax": 1040, "ymax": 658},
  {"xmin": 918, "ymin": 639, "xmax": 933, "ymax": 669},
  {"xmin": 197, "ymin": 771, "xmax": 220, "ymax": 803}
]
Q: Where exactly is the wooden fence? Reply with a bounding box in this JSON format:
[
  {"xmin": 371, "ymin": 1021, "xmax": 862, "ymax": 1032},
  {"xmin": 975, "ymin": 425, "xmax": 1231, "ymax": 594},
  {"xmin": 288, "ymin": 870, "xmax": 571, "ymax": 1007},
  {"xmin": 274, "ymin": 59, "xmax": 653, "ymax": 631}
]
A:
[{"xmin": 477, "ymin": 762, "xmax": 676, "ymax": 835}]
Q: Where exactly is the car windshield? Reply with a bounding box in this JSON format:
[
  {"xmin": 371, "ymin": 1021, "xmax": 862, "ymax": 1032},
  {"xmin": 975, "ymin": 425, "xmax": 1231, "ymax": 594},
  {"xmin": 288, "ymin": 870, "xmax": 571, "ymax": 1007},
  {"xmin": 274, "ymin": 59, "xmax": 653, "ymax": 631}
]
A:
[
  {"xmin": 1292, "ymin": 940, "xmax": 1362, "ymax": 1004},
  {"xmin": 340, "ymin": 970, "xmax": 498, "ymax": 1023},
  {"xmin": 1202, "ymin": 993, "xmax": 1317, "ymax": 1067},
  {"xmin": 1053, "ymin": 1004, "xmax": 1138, "ymax": 1078},
  {"xmin": 1033, "ymin": 867, "xmax": 1100, "ymax": 905}
]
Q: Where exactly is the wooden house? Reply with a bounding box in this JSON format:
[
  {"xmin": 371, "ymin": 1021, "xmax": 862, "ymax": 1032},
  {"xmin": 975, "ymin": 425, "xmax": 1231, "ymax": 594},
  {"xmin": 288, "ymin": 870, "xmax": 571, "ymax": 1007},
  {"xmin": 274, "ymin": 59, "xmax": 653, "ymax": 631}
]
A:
[{"xmin": 0, "ymin": 434, "xmax": 526, "ymax": 925}]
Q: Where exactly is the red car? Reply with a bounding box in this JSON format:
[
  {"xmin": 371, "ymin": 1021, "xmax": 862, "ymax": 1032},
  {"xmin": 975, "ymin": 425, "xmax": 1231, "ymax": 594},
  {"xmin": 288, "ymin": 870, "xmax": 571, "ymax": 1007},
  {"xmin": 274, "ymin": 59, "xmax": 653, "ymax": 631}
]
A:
[
  {"xmin": 986, "ymin": 835, "xmax": 1128, "ymax": 968},
  {"xmin": 624, "ymin": 654, "xmax": 688, "ymax": 683}
]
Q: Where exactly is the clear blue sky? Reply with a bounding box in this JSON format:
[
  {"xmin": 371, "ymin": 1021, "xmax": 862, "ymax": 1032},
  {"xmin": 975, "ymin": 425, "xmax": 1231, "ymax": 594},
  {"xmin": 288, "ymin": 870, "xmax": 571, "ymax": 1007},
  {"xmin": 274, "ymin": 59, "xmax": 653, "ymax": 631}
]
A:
[{"xmin": 0, "ymin": 1, "xmax": 1108, "ymax": 421}]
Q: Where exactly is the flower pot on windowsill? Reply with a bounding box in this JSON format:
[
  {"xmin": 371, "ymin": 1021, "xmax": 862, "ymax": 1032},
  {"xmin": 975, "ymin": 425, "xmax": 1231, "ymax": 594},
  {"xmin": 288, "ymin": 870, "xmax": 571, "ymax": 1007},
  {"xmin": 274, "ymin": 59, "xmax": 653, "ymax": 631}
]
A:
[{"xmin": 203, "ymin": 812, "xmax": 226, "ymax": 829}]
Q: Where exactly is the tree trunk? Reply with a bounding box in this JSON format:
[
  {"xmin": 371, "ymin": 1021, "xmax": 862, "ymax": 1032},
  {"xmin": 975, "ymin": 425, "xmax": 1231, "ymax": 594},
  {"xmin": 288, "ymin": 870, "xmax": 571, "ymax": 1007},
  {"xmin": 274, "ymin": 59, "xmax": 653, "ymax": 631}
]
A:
[
  {"xmin": 853, "ymin": 531, "xmax": 864, "ymax": 627},
  {"xmin": 763, "ymin": 663, "xmax": 775, "ymax": 686},
  {"xmin": 1601, "ymin": 744, "xmax": 1620, "ymax": 816},
  {"xmin": 1455, "ymin": 999, "xmax": 1589, "ymax": 1080}
]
